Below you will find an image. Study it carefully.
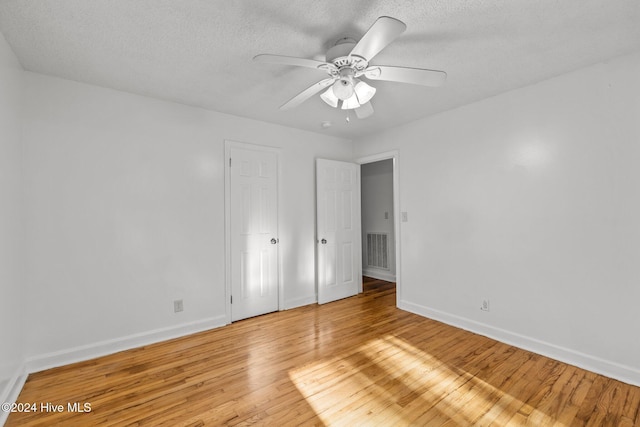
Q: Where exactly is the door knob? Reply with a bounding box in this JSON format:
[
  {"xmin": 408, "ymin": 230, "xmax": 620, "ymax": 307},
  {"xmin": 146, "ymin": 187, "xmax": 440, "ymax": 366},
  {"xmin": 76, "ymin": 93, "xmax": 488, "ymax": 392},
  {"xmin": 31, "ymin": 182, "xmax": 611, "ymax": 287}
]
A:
[
  {"xmin": 271, "ymin": 238, "xmax": 277, "ymax": 244},
  {"xmin": 321, "ymin": 238, "xmax": 327, "ymax": 244}
]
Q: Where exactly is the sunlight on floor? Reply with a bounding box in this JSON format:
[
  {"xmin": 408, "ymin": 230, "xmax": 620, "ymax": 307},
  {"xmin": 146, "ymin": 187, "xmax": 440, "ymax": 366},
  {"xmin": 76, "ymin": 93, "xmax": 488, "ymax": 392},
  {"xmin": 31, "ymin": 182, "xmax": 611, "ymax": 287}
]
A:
[{"xmin": 289, "ymin": 335, "xmax": 560, "ymax": 426}]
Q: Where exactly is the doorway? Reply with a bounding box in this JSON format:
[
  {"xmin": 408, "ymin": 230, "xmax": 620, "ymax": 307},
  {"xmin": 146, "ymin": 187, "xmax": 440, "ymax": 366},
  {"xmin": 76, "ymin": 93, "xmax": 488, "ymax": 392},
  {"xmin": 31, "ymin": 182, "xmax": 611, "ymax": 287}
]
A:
[
  {"xmin": 357, "ymin": 151, "xmax": 401, "ymax": 302},
  {"xmin": 360, "ymin": 159, "xmax": 396, "ymax": 282}
]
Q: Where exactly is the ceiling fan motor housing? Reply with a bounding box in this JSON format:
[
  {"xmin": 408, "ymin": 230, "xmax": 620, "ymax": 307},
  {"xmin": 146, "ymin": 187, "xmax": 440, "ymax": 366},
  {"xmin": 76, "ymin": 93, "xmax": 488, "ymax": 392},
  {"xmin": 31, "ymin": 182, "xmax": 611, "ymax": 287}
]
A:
[{"xmin": 325, "ymin": 40, "xmax": 368, "ymax": 70}]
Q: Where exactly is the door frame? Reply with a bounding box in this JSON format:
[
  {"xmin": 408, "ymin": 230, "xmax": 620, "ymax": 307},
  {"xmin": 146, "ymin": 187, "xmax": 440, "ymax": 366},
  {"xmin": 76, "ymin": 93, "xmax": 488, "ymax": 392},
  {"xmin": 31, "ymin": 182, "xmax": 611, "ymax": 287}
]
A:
[
  {"xmin": 355, "ymin": 150, "xmax": 401, "ymax": 303},
  {"xmin": 224, "ymin": 139, "xmax": 283, "ymax": 324}
]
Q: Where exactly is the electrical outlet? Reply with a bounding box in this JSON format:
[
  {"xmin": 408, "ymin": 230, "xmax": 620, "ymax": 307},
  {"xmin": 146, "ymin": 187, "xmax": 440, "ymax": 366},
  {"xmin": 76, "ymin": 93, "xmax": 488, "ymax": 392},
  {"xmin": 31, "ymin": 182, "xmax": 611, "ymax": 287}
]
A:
[
  {"xmin": 401, "ymin": 212, "xmax": 408, "ymax": 222},
  {"xmin": 481, "ymin": 298, "xmax": 490, "ymax": 312},
  {"xmin": 174, "ymin": 299, "xmax": 183, "ymax": 313}
]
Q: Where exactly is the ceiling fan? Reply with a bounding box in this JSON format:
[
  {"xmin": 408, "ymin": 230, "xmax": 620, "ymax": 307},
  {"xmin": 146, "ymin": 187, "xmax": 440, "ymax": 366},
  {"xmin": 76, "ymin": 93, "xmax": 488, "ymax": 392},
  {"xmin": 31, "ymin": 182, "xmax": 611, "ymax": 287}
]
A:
[{"xmin": 254, "ymin": 16, "xmax": 446, "ymax": 119}]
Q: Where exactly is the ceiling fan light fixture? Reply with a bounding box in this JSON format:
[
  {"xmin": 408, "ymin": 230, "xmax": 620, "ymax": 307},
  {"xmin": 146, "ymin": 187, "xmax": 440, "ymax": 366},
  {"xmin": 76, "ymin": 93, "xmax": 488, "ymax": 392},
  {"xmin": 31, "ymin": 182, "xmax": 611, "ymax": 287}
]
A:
[
  {"xmin": 341, "ymin": 93, "xmax": 360, "ymax": 110},
  {"xmin": 320, "ymin": 87, "xmax": 339, "ymax": 108},
  {"xmin": 354, "ymin": 80, "xmax": 376, "ymax": 104}
]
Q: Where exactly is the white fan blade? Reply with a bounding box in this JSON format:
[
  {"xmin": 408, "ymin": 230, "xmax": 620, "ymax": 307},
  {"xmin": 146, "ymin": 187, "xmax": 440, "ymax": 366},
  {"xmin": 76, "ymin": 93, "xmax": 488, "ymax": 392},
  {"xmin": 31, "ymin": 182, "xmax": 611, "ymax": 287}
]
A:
[
  {"xmin": 365, "ymin": 65, "xmax": 447, "ymax": 87},
  {"xmin": 350, "ymin": 16, "xmax": 406, "ymax": 62},
  {"xmin": 280, "ymin": 78, "xmax": 335, "ymax": 110},
  {"xmin": 355, "ymin": 102, "xmax": 374, "ymax": 119},
  {"xmin": 253, "ymin": 54, "xmax": 331, "ymax": 71}
]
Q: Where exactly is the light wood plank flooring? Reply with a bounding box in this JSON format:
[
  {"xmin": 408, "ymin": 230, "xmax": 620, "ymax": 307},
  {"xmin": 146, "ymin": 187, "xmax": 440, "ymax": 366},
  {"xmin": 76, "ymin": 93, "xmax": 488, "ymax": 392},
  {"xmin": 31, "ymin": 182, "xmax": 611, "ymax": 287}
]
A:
[{"xmin": 7, "ymin": 277, "xmax": 640, "ymax": 426}]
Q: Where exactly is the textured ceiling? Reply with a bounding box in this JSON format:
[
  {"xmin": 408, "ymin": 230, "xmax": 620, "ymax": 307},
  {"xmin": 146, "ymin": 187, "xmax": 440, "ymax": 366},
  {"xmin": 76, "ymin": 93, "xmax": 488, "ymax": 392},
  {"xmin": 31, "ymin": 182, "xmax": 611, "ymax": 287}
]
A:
[{"xmin": 1, "ymin": 0, "xmax": 639, "ymax": 139}]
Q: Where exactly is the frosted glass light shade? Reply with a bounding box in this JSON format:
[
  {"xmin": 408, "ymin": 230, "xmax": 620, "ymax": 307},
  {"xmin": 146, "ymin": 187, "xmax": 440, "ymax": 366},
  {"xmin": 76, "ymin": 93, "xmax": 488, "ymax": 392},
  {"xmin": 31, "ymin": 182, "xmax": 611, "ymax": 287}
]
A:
[
  {"xmin": 354, "ymin": 80, "xmax": 376, "ymax": 104},
  {"xmin": 333, "ymin": 79, "xmax": 354, "ymax": 100},
  {"xmin": 320, "ymin": 87, "xmax": 339, "ymax": 108},
  {"xmin": 341, "ymin": 94, "xmax": 360, "ymax": 110}
]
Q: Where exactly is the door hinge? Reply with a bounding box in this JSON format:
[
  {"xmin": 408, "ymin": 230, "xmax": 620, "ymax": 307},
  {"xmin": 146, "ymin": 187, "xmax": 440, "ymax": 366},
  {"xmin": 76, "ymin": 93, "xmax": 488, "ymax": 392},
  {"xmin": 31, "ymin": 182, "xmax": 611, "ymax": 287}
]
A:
[
  {"xmin": 230, "ymin": 295, "xmax": 233, "ymax": 304},
  {"xmin": 229, "ymin": 157, "xmax": 232, "ymax": 167}
]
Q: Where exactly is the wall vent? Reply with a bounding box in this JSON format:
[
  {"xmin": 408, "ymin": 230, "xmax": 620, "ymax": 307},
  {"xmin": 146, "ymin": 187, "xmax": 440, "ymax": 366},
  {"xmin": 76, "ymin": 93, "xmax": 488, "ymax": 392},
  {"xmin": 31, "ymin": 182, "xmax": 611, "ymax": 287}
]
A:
[{"xmin": 367, "ymin": 232, "xmax": 389, "ymax": 270}]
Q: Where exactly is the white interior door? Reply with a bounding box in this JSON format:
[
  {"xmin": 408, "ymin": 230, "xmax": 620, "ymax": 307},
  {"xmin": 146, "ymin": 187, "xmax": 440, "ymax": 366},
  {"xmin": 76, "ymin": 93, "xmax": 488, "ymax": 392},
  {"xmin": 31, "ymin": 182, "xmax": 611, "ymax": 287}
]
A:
[
  {"xmin": 316, "ymin": 159, "xmax": 362, "ymax": 304},
  {"xmin": 229, "ymin": 146, "xmax": 279, "ymax": 321}
]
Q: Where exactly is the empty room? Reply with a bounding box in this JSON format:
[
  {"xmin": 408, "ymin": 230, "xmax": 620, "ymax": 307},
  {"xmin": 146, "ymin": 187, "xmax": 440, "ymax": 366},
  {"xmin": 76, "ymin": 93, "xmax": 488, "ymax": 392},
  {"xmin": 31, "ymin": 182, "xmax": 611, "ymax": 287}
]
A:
[{"xmin": 1, "ymin": 1, "xmax": 640, "ymax": 425}]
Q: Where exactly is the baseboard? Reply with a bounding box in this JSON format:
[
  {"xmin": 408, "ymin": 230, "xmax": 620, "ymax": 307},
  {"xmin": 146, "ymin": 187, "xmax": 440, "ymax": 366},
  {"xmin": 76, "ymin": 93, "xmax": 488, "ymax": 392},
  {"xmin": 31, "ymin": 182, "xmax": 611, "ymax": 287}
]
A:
[
  {"xmin": 398, "ymin": 300, "xmax": 640, "ymax": 387},
  {"xmin": 25, "ymin": 315, "xmax": 227, "ymax": 375},
  {"xmin": 0, "ymin": 363, "xmax": 28, "ymax": 426},
  {"xmin": 283, "ymin": 295, "xmax": 316, "ymax": 310},
  {"xmin": 363, "ymin": 269, "xmax": 396, "ymax": 282}
]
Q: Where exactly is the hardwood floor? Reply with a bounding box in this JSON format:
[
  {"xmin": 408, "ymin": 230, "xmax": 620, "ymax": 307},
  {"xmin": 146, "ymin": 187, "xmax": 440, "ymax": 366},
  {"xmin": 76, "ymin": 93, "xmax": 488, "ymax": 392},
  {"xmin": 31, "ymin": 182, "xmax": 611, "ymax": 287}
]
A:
[{"xmin": 7, "ymin": 277, "xmax": 640, "ymax": 426}]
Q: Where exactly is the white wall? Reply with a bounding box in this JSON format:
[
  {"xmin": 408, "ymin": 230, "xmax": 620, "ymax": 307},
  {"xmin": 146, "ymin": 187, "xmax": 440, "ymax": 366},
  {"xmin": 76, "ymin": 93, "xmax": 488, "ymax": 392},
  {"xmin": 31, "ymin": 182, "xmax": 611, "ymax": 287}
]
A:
[
  {"xmin": 7, "ymin": 34, "xmax": 639, "ymax": 398},
  {"xmin": 353, "ymin": 51, "xmax": 640, "ymax": 385},
  {"xmin": 361, "ymin": 159, "xmax": 395, "ymax": 281},
  {"xmin": 21, "ymin": 72, "xmax": 352, "ymax": 369},
  {"xmin": 0, "ymin": 32, "xmax": 25, "ymax": 405}
]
